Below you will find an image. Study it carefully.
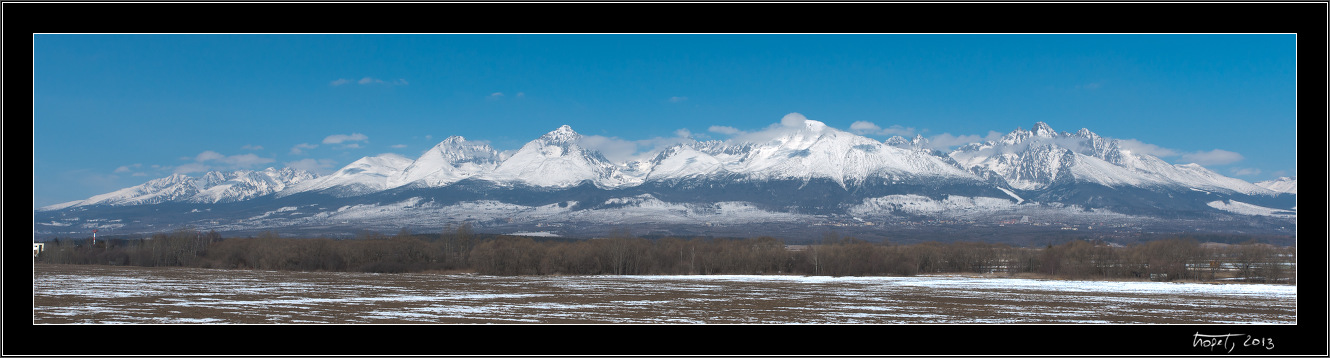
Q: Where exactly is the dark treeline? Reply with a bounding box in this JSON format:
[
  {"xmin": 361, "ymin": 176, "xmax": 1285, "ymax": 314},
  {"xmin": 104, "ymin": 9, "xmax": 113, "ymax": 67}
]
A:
[{"xmin": 36, "ymin": 226, "xmax": 1295, "ymax": 283}]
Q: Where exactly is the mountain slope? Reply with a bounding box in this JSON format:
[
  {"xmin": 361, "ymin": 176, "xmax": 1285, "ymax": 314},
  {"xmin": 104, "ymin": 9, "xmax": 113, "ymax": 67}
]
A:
[
  {"xmin": 389, "ymin": 136, "xmax": 501, "ymax": 188},
  {"xmin": 279, "ymin": 154, "xmax": 413, "ymax": 197},
  {"xmin": 483, "ymin": 125, "xmax": 622, "ymax": 188},
  {"xmin": 1255, "ymin": 177, "xmax": 1297, "ymax": 194},
  {"xmin": 950, "ymin": 122, "xmax": 1276, "ymax": 196}
]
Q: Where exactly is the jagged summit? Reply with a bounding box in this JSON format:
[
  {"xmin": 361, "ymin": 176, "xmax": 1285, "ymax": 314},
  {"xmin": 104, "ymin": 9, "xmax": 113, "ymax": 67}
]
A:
[
  {"xmin": 541, "ymin": 125, "xmax": 581, "ymax": 143},
  {"xmin": 1031, "ymin": 122, "xmax": 1058, "ymax": 137},
  {"xmin": 391, "ymin": 136, "xmax": 501, "ymax": 188}
]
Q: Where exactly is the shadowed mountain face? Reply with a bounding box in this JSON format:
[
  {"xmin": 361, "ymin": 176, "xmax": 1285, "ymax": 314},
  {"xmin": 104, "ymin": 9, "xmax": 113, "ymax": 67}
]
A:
[{"xmin": 35, "ymin": 123, "xmax": 1295, "ymax": 240}]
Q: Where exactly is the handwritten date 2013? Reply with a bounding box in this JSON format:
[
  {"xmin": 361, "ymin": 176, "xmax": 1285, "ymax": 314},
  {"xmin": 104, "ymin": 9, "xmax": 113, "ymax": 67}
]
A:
[{"xmin": 1193, "ymin": 333, "xmax": 1275, "ymax": 353}]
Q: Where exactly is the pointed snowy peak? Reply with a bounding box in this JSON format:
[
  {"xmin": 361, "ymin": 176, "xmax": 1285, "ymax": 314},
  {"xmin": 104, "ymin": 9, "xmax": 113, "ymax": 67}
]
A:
[
  {"xmin": 540, "ymin": 125, "xmax": 582, "ymax": 143},
  {"xmin": 422, "ymin": 136, "xmax": 501, "ymax": 164},
  {"xmin": 1255, "ymin": 177, "xmax": 1297, "ymax": 194},
  {"xmin": 1032, "ymin": 122, "xmax": 1058, "ymax": 137},
  {"xmin": 486, "ymin": 125, "xmax": 617, "ymax": 187},
  {"xmin": 884, "ymin": 135, "xmax": 911, "ymax": 147},
  {"xmin": 884, "ymin": 134, "xmax": 931, "ymax": 151},
  {"xmin": 1074, "ymin": 128, "xmax": 1099, "ymax": 139},
  {"xmin": 393, "ymin": 136, "xmax": 501, "ymax": 187}
]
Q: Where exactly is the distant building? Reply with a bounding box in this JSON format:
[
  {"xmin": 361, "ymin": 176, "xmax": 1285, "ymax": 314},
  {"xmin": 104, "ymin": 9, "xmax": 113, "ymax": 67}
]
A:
[{"xmin": 33, "ymin": 243, "xmax": 44, "ymax": 257}]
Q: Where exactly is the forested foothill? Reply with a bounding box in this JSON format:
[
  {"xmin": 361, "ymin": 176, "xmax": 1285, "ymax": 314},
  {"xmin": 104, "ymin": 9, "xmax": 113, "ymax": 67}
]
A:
[{"xmin": 36, "ymin": 225, "xmax": 1296, "ymax": 283}]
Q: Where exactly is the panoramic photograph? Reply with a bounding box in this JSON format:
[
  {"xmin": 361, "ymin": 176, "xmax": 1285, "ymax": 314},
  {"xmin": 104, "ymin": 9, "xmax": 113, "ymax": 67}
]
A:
[{"xmin": 30, "ymin": 32, "xmax": 1306, "ymax": 355}]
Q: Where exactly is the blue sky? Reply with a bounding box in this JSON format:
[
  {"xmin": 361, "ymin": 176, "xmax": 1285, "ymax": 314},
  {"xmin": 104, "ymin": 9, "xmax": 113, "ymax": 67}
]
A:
[{"xmin": 32, "ymin": 34, "xmax": 1298, "ymax": 209}]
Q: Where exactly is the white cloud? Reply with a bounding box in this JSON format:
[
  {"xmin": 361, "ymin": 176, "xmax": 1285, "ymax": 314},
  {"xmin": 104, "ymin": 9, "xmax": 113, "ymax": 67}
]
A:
[
  {"xmin": 578, "ymin": 135, "xmax": 640, "ymax": 163},
  {"xmin": 323, "ymin": 133, "xmax": 369, "ymax": 145},
  {"xmin": 781, "ymin": 113, "xmax": 808, "ymax": 127},
  {"xmin": 195, "ymin": 151, "xmax": 226, "ymax": 162},
  {"xmin": 850, "ymin": 121, "xmax": 881, "ymax": 133},
  {"xmin": 176, "ymin": 150, "xmax": 275, "ymax": 173},
  {"xmin": 1181, "ymin": 149, "xmax": 1244, "ymax": 165},
  {"xmin": 173, "ymin": 163, "xmax": 211, "ymax": 174},
  {"xmin": 221, "ymin": 153, "xmax": 275, "ymax": 167},
  {"xmin": 850, "ymin": 120, "xmax": 916, "ymax": 136},
  {"xmin": 926, "ymin": 133, "xmax": 987, "ymax": 150},
  {"xmin": 334, "ymin": 77, "xmax": 407, "ymax": 86},
  {"xmin": 113, "ymin": 164, "xmax": 139, "ymax": 173},
  {"xmin": 1116, "ymin": 139, "xmax": 1179, "ymax": 158},
  {"xmin": 728, "ymin": 113, "xmax": 822, "ymax": 144},
  {"xmin": 577, "ymin": 130, "xmax": 698, "ymax": 163},
  {"xmin": 285, "ymin": 158, "xmax": 339, "ymax": 175},
  {"xmin": 708, "ymin": 126, "xmax": 743, "ymax": 135},
  {"xmin": 1230, "ymin": 168, "xmax": 1262, "ymax": 176},
  {"xmin": 291, "ymin": 143, "xmax": 318, "ymax": 155},
  {"xmin": 488, "ymin": 92, "xmax": 504, "ymax": 100},
  {"xmin": 242, "ymin": 144, "xmax": 264, "ymax": 151},
  {"xmin": 669, "ymin": 96, "xmax": 688, "ymax": 103},
  {"xmin": 391, "ymin": 144, "xmax": 408, "ymax": 149}
]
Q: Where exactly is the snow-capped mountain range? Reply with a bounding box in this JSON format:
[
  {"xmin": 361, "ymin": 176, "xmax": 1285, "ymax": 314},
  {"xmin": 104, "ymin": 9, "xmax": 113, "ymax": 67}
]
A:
[
  {"xmin": 35, "ymin": 118, "xmax": 1296, "ymax": 239},
  {"xmin": 42, "ymin": 167, "xmax": 316, "ymax": 210},
  {"xmin": 1255, "ymin": 177, "xmax": 1297, "ymax": 194}
]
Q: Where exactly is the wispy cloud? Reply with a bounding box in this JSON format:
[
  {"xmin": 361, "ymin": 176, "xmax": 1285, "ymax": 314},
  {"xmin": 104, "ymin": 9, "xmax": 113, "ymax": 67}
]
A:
[
  {"xmin": 708, "ymin": 125, "xmax": 743, "ymax": 135},
  {"xmin": 1230, "ymin": 168, "xmax": 1262, "ymax": 176},
  {"xmin": 488, "ymin": 92, "xmax": 505, "ymax": 100},
  {"xmin": 242, "ymin": 144, "xmax": 264, "ymax": 151},
  {"xmin": 323, "ymin": 133, "xmax": 369, "ymax": 145},
  {"xmin": 171, "ymin": 150, "xmax": 277, "ymax": 174},
  {"xmin": 291, "ymin": 143, "xmax": 318, "ymax": 155},
  {"xmin": 669, "ymin": 96, "xmax": 688, "ymax": 103},
  {"xmin": 578, "ymin": 128, "xmax": 697, "ymax": 163},
  {"xmin": 1181, "ymin": 149, "xmax": 1244, "ymax": 165},
  {"xmin": 331, "ymin": 77, "xmax": 408, "ymax": 86},
  {"xmin": 1101, "ymin": 139, "xmax": 1245, "ymax": 166},
  {"xmin": 1116, "ymin": 139, "xmax": 1179, "ymax": 158},
  {"xmin": 113, "ymin": 163, "xmax": 148, "ymax": 177},
  {"xmin": 849, "ymin": 120, "xmax": 916, "ymax": 136},
  {"xmin": 924, "ymin": 132, "xmax": 1003, "ymax": 151},
  {"xmin": 391, "ymin": 144, "xmax": 408, "ymax": 149},
  {"xmin": 285, "ymin": 158, "xmax": 340, "ymax": 175}
]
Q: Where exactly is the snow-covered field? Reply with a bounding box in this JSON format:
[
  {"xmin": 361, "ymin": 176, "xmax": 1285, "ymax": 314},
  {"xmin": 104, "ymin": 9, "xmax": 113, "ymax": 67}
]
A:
[{"xmin": 33, "ymin": 264, "xmax": 1295, "ymax": 324}]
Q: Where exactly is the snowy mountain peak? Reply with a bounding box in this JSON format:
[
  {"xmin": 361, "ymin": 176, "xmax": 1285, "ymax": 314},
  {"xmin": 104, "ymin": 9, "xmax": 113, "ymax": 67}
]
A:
[
  {"xmin": 391, "ymin": 136, "xmax": 501, "ymax": 188},
  {"xmin": 1256, "ymin": 176, "xmax": 1297, "ymax": 194},
  {"xmin": 486, "ymin": 125, "xmax": 616, "ymax": 187},
  {"xmin": 440, "ymin": 135, "xmax": 467, "ymax": 145},
  {"xmin": 1032, "ymin": 122, "xmax": 1057, "ymax": 137},
  {"xmin": 802, "ymin": 118, "xmax": 828, "ymax": 131},
  {"xmin": 541, "ymin": 125, "xmax": 581, "ymax": 143},
  {"xmin": 884, "ymin": 134, "xmax": 931, "ymax": 151},
  {"xmin": 1074, "ymin": 128, "xmax": 1099, "ymax": 140}
]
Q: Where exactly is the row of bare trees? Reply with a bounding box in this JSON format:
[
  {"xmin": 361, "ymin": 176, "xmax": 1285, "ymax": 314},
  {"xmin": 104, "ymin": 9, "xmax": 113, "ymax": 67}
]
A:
[{"xmin": 36, "ymin": 228, "xmax": 1294, "ymax": 282}]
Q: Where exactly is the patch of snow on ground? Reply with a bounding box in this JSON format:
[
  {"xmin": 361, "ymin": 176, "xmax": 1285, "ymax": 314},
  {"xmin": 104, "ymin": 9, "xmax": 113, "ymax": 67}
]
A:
[
  {"xmin": 510, "ymin": 231, "xmax": 560, "ymax": 237},
  {"xmin": 1208, "ymin": 200, "xmax": 1296, "ymax": 217}
]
